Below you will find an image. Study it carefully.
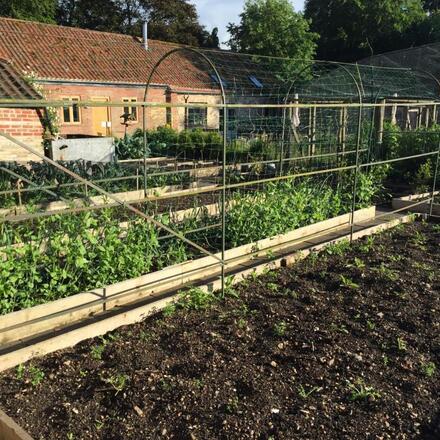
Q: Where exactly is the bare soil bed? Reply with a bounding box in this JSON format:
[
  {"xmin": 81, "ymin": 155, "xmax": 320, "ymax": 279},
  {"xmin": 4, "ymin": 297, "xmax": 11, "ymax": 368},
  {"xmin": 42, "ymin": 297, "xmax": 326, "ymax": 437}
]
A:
[{"xmin": 0, "ymin": 221, "xmax": 439, "ymax": 440}]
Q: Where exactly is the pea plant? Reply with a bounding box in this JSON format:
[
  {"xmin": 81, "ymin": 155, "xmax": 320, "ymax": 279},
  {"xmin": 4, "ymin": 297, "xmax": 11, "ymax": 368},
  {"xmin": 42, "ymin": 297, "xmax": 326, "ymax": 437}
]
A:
[{"xmin": 0, "ymin": 171, "xmax": 382, "ymax": 315}]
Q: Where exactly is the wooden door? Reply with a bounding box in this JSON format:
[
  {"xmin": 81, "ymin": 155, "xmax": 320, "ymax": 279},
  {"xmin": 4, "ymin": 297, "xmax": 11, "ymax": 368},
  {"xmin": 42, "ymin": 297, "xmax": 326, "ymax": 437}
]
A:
[{"xmin": 91, "ymin": 97, "xmax": 110, "ymax": 136}]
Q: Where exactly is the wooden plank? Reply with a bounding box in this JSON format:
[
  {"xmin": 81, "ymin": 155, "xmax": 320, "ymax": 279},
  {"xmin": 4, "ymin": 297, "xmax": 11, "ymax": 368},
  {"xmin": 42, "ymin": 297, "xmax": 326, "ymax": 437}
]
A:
[
  {"xmin": 0, "ymin": 409, "xmax": 34, "ymax": 440},
  {"xmin": 392, "ymin": 192, "xmax": 440, "ymax": 216},
  {"xmin": 0, "ymin": 211, "xmax": 412, "ymax": 373},
  {"xmin": 0, "ymin": 182, "xmax": 219, "ymax": 217},
  {"xmin": 0, "ymin": 207, "xmax": 375, "ymax": 347}
]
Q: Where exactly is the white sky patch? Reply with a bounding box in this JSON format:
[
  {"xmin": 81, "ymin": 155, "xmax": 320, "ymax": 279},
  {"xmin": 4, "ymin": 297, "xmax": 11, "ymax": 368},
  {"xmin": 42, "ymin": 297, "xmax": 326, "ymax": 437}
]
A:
[{"xmin": 191, "ymin": 0, "xmax": 305, "ymax": 48}]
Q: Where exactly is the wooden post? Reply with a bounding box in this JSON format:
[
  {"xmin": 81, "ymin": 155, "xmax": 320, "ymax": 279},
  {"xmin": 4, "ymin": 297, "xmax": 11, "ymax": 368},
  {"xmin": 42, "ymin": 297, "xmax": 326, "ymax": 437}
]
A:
[
  {"xmin": 432, "ymin": 104, "xmax": 438, "ymax": 126},
  {"xmin": 309, "ymin": 106, "xmax": 316, "ymax": 157},
  {"xmin": 338, "ymin": 107, "xmax": 347, "ymax": 156},
  {"xmin": 375, "ymin": 99, "xmax": 386, "ymax": 145}
]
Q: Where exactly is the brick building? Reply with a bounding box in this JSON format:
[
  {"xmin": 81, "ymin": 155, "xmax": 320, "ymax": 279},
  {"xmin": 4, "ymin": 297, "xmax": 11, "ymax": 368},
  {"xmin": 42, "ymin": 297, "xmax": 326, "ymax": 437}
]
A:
[
  {"xmin": 0, "ymin": 59, "xmax": 45, "ymax": 161},
  {"xmin": 0, "ymin": 17, "xmax": 222, "ymax": 157}
]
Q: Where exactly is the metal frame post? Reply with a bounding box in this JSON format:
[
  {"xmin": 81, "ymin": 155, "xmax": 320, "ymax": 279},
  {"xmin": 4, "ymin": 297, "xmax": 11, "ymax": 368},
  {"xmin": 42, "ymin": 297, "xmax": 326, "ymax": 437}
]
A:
[{"xmin": 429, "ymin": 138, "xmax": 440, "ymax": 217}]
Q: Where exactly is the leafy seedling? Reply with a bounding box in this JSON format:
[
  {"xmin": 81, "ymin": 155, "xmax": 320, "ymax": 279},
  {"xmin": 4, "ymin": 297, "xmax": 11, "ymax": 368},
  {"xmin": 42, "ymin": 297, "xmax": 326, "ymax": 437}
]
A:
[
  {"xmin": 273, "ymin": 321, "xmax": 287, "ymax": 337},
  {"xmin": 347, "ymin": 379, "xmax": 381, "ymax": 401},
  {"xmin": 421, "ymin": 361, "xmax": 436, "ymax": 377},
  {"xmin": 297, "ymin": 384, "xmax": 322, "ymax": 399},
  {"xmin": 340, "ymin": 275, "xmax": 359, "ymax": 290}
]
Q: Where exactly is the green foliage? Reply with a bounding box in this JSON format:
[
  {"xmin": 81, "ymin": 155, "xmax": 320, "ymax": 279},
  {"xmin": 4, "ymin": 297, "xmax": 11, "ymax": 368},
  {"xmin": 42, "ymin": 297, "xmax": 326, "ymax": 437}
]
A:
[
  {"xmin": 273, "ymin": 320, "xmax": 287, "ymax": 336},
  {"xmin": 421, "ymin": 361, "xmax": 436, "ymax": 377},
  {"xmin": 227, "ymin": 0, "xmax": 318, "ymax": 77},
  {"xmin": 0, "ymin": 169, "xmax": 383, "ymax": 314},
  {"xmin": 347, "ymin": 379, "xmax": 381, "ymax": 401},
  {"xmin": 56, "ymin": 0, "xmax": 218, "ymax": 47},
  {"xmin": 0, "ymin": 0, "xmax": 56, "ymax": 23},
  {"xmin": 305, "ymin": 0, "xmax": 426, "ymax": 62},
  {"xmin": 16, "ymin": 364, "xmax": 45, "ymax": 386},
  {"xmin": 176, "ymin": 287, "xmax": 217, "ymax": 311},
  {"xmin": 340, "ymin": 275, "xmax": 359, "ymax": 290},
  {"xmin": 100, "ymin": 373, "xmax": 128, "ymax": 394},
  {"xmin": 382, "ymin": 123, "xmax": 440, "ymax": 191},
  {"xmin": 297, "ymin": 384, "xmax": 322, "ymax": 399}
]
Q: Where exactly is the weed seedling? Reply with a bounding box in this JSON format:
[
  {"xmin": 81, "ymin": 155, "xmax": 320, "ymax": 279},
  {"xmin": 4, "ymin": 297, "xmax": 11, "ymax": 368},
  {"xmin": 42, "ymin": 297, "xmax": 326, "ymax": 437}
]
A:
[
  {"xmin": 340, "ymin": 275, "xmax": 359, "ymax": 290},
  {"xmin": 366, "ymin": 320, "xmax": 376, "ymax": 331},
  {"xmin": 397, "ymin": 337, "xmax": 407, "ymax": 352},
  {"xmin": 158, "ymin": 378, "xmax": 173, "ymax": 392},
  {"xmin": 16, "ymin": 364, "xmax": 25, "ymax": 381},
  {"xmin": 162, "ymin": 304, "xmax": 176, "ymax": 317},
  {"xmin": 273, "ymin": 321, "xmax": 287, "ymax": 337},
  {"xmin": 237, "ymin": 318, "xmax": 247, "ymax": 329},
  {"xmin": 359, "ymin": 236, "xmax": 375, "ymax": 253},
  {"xmin": 101, "ymin": 373, "xmax": 128, "ymax": 395},
  {"xmin": 177, "ymin": 287, "xmax": 216, "ymax": 311},
  {"xmin": 297, "ymin": 384, "xmax": 322, "ymax": 399},
  {"xmin": 226, "ymin": 396, "xmax": 240, "ymax": 414},
  {"xmin": 28, "ymin": 366, "xmax": 45, "ymax": 386},
  {"xmin": 91, "ymin": 339, "xmax": 107, "ymax": 361},
  {"xmin": 412, "ymin": 231, "xmax": 427, "ymax": 248},
  {"xmin": 325, "ymin": 240, "xmax": 350, "ymax": 257},
  {"xmin": 267, "ymin": 282, "xmax": 279, "ymax": 293},
  {"xmin": 373, "ymin": 263, "xmax": 398, "ymax": 282},
  {"xmin": 347, "ymin": 257, "xmax": 365, "ymax": 270},
  {"xmin": 347, "ymin": 379, "xmax": 381, "ymax": 401},
  {"xmin": 421, "ymin": 361, "xmax": 436, "ymax": 377}
]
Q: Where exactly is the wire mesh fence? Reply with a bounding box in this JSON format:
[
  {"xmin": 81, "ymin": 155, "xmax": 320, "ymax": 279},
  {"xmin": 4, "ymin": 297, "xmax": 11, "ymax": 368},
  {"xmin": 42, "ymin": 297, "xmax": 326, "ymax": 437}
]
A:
[{"xmin": 0, "ymin": 49, "xmax": 440, "ymax": 328}]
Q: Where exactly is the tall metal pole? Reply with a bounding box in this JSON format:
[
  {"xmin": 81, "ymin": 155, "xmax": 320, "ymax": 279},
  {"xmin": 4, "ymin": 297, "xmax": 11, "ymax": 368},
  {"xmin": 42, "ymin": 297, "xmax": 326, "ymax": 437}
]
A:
[
  {"xmin": 350, "ymin": 64, "xmax": 364, "ymax": 242},
  {"xmin": 429, "ymin": 138, "xmax": 440, "ymax": 217},
  {"xmin": 221, "ymin": 103, "xmax": 227, "ymax": 297}
]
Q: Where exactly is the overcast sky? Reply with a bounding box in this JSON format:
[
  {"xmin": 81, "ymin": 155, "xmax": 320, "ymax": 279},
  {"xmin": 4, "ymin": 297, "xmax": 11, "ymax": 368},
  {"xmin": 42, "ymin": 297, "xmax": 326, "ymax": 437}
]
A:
[{"xmin": 191, "ymin": 0, "xmax": 305, "ymax": 47}]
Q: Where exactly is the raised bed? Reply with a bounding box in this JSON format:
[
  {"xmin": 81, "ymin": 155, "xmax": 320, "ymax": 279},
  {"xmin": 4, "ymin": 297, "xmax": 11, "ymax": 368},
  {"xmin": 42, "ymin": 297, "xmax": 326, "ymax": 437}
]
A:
[
  {"xmin": 0, "ymin": 219, "xmax": 436, "ymax": 440},
  {"xmin": 0, "ymin": 182, "xmax": 219, "ymax": 218},
  {"xmin": 0, "ymin": 409, "xmax": 33, "ymax": 440},
  {"xmin": 0, "ymin": 205, "xmax": 415, "ymax": 375},
  {"xmin": 392, "ymin": 191, "xmax": 440, "ymax": 216}
]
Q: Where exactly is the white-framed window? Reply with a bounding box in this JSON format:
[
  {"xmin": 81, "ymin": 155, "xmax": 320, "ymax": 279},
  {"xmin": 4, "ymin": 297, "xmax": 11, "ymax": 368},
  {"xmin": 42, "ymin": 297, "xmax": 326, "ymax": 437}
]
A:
[
  {"xmin": 61, "ymin": 96, "xmax": 81, "ymax": 124},
  {"xmin": 122, "ymin": 97, "xmax": 138, "ymax": 122},
  {"xmin": 186, "ymin": 104, "xmax": 207, "ymax": 129}
]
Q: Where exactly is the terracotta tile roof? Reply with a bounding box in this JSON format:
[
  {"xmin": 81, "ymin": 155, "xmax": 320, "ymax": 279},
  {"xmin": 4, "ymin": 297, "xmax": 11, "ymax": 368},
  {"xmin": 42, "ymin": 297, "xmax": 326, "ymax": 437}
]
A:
[
  {"xmin": 0, "ymin": 17, "xmax": 216, "ymax": 91},
  {"xmin": 0, "ymin": 58, "xmax": 41, "ymax": 100}
]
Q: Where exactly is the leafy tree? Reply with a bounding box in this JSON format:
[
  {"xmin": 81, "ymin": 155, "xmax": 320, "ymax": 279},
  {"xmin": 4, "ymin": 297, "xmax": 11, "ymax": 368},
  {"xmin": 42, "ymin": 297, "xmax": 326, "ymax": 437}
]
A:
[
  {"xmin": 227, "ymin": 0, "xmax": 318, "ymax": 77},
  {"xmin": 203, "ymin": 27, "xmax": 220, "ymax": 49},
  {"xmin": 304, "ymin": 0, "xmax": 426, "ymax": 62},
  {"xmin": 0, "ymin": 0, "xmax": 57, "ymax": 23},
  {"xmin": 56, "ymin": 0, "xmax": 218, "ymax": 47},
  {"xmin": 57, "ymin": 0, "xmax": 122, "ymax": 31}
]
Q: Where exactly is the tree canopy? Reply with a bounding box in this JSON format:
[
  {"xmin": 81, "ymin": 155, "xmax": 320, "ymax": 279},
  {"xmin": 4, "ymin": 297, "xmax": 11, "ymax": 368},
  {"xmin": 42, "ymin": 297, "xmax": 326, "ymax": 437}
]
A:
[
  {"xmin": 1, "ymin": 0, "xmax": 219, "ymax": 48},
  {"xmin": 0, "ymin": 0, "xmax": 57, "ymax": 23},
  {"xmin": 304, "ymin": 0, "xmax": 427, "ymax": 62},
  {"xmin": 227, "ymin": 0, "xmax": 318, "ymax": 75}
]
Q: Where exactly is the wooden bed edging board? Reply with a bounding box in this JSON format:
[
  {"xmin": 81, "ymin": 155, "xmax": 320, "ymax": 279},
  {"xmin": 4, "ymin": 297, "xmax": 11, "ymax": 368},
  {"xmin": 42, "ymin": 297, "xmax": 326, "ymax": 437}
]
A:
[
  {"xmin": 0, "ymin": 181, "xmax": 219, "ymax": 217},
  {"xmin": 0, "ymin": 409, "xmax": 34, "ymax": 440},
  {"xmin": 0, "ymin": 211, "xmax": 413, "ymax": 374},
  {"xmin": 392, "ymin": 191, "xmax": 440, "ymax": 216},
  {"xmin": 0, "ymin": 206, "xmax": 376, "ymax": 348}
]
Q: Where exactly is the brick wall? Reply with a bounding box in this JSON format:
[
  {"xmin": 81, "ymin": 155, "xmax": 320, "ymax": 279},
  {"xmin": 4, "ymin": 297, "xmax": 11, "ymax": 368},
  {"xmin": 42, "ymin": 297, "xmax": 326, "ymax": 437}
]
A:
[
  {"xmin": 40, "ymin": 82, "xmax": 221, "ymax": 138},
  {"xmin": 0, "ymin": 108, "xmax": 44, "ymax": 162},
  {"xmin": 42, "ymin": 82, "xmax": 169, "ymax": 138}
]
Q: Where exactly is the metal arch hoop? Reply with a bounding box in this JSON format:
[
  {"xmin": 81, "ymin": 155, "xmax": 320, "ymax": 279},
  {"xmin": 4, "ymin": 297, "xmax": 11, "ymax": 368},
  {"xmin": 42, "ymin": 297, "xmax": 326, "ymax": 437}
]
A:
[{"xmin": 141, "ymin": 47, "xmax": 228, "ymax": 295}]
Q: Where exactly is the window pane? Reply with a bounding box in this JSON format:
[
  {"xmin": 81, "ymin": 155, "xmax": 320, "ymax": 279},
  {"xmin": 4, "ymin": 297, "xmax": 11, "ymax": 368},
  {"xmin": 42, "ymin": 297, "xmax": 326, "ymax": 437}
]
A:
[
  {"xmin": 188, "ymin": 108, "xmax": 207, "ymax": 129},
  {"xmin": 72, "ymin": 103, "xmax": 80, "ymax": 122},
  {"xmin": 63, "ymin": 106, "xmax": 70, "ymax": 123},
  {"xmin": 131, "ymin": 106, "xmax": 137, "ymax": 120}
]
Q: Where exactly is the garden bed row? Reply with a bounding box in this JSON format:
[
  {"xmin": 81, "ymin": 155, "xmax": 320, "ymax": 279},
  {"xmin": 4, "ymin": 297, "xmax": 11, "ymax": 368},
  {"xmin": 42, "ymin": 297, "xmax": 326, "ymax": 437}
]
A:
[{"xmin": 0, "ymin": 219, "xmax": 438, "ymax": 439}]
